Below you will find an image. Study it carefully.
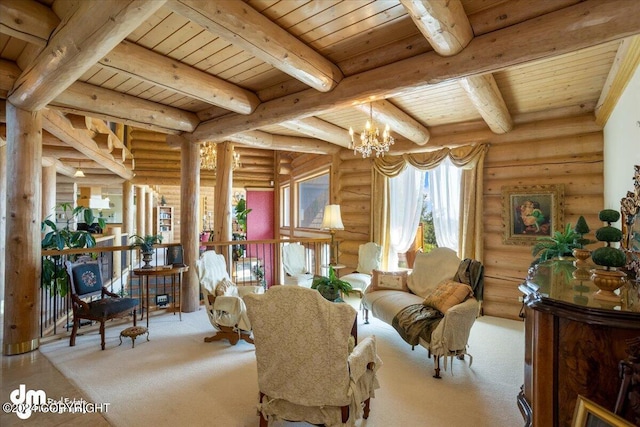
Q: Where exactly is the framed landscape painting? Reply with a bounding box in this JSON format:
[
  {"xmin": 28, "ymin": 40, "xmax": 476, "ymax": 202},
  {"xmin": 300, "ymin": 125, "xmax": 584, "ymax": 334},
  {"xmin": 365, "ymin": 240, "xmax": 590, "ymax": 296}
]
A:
[{"xmin": 502, "ymin": 184, "xmax": 564, "ymax": 245}]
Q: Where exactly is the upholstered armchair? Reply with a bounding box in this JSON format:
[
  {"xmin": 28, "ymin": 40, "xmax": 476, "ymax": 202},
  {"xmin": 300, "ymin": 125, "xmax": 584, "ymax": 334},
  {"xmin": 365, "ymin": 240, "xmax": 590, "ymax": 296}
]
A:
[
  {"xmin": 341, "ymin": 242, "xmax": 383, "ymax": 297},
  {"xmin": 66, "ymin": 259, "xmax": 139, "ymax": 350},
  {"xmin": 281, "ymin": 243, "xmax": 313, "ymax": 287},
  {"xmin": 196, "ymin": 250, "xmax": 263, "ymax": 345},
  {"xmin": 244, "ymin": 286, "xmax": 381, "ymax": 427}
]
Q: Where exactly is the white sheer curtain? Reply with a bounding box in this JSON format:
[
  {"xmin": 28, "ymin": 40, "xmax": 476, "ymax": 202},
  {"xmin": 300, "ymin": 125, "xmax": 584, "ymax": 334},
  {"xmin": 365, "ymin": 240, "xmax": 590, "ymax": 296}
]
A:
[
  {"xmin": 428, "ymin": 157, "xmax": 462, "ymax": 250},
  {"xmin": 389, "ymin": 165, "xmax": 425, "ymax": 268}
]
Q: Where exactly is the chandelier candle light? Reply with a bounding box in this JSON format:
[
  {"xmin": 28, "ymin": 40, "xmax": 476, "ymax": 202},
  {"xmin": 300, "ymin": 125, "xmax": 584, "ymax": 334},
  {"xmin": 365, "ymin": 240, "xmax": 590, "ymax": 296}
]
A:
[
  {"xmin": 349, "ymin": 103, "xmax": 395, "ymax": 158},
  {"xmin": 321, "ymin": 204, "xmax": 344, "ymax": 266},
  {"xmin": 200, "ymin": 142, "xmax": 241, "ymax": 171}
]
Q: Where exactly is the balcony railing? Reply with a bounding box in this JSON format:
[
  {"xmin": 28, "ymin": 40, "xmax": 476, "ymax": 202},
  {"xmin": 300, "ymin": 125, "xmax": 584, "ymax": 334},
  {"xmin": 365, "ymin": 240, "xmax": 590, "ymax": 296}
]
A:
[{"xmin": 39, "ymin": 236, "xmax": 331, "ymax": 340}]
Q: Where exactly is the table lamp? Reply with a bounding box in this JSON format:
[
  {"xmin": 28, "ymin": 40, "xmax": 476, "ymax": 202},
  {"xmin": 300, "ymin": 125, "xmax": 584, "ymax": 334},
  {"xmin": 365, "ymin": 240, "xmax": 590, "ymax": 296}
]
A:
[{"xmin": 321, "ymin": 204, "xmax": 344, "ymax": 265}]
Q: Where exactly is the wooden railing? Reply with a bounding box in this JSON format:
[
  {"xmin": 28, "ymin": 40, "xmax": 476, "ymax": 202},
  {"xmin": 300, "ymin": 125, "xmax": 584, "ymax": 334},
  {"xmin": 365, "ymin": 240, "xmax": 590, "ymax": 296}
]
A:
[{"xmin": 39, "ymin": 236, "xmax": 331, "ymax": 339}]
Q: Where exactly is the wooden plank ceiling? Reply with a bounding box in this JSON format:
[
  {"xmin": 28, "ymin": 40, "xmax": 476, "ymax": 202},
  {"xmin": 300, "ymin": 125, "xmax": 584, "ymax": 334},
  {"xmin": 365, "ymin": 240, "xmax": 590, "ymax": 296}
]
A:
[{"xmin": 0, "ymin": 0, "xmax": 639, "ymax": 188}]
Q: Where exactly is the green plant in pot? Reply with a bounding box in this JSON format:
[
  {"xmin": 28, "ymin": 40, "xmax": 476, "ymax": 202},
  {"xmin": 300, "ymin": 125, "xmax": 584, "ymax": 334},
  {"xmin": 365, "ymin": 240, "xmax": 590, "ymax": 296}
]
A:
[
  {"xmin": 130, "ymin": 234, "xmax": 163, "ymax": 269},
  {"xmin": 531, "ymin": 223, "xmax": 579, "ymax": 265},
  {"xmin": 572, "ymin": 215, "xmax": 596, "ymax": 266},
  {"xmin": 41, "ymin": 203, "xmax": 106, "ymax": 296},
  {"xmin": 590, "ymin": 209, "xmax": 627, "ymax": 301},
  {"xmin": 311, "ymin": 266, "xmax": 353, "ymax": 302}
]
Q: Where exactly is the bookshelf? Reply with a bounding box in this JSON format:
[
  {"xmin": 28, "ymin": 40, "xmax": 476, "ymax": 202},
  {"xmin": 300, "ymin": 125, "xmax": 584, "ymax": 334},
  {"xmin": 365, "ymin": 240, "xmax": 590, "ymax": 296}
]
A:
[{"xmin": 154, "ymin": 206, "xmax": 173, "ymax": 243}]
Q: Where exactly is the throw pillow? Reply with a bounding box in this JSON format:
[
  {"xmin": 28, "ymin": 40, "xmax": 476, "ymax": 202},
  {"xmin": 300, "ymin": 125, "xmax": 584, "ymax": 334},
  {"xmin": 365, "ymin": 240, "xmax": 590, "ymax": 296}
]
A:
[
  {"xmin": 407, "ymin": 248, "xmax": 461, "ymax": 298},
  {"xmin": 423, "ymin": 280, "xmax": 473, "ymax": 314},
  {"xmin": 368, "ymin": 270, "xmax": 410, "ymax": 292},
  {"xmin": 215, "ymin": 278, "xmax": 236, "ymax": 296}
]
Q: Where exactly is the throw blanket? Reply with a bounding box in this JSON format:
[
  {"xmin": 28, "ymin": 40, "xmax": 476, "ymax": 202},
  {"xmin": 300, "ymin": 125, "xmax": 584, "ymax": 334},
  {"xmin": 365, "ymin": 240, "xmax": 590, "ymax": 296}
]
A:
[{"xmin": 392, "ymin": 304, "xmax": 443, "ymax": 346}]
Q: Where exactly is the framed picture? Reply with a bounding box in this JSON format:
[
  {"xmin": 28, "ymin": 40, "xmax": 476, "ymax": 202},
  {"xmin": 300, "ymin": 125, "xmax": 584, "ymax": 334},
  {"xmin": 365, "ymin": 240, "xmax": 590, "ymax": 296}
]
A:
[
  {"xmin": 502, "ymin": 184, "xmax": 564, "ymax": 245},
  {"xmin": 572, "ymin": 395, "xmax": 634, "ymax": 427},
  {"xmin": 620, "ymin": 165, "xmax": 640, "ymax": 280}
]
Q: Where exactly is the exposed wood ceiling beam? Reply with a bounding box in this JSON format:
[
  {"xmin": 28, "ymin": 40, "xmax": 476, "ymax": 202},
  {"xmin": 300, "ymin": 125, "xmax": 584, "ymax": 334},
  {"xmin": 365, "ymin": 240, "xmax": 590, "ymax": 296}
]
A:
[
  {"xmin": 399, "ymin": 0, "xmax": 473, "ymax": 56},
  {"xmin": 353, "ymin": 100, "xmax": 430, "ymax": 145},
  {"xmin": 99, "ymin": 41, "xmax": 260, "ymax": 115},
  {"xmin": 459, "ymin": 75, "xmax": 513, "ymax": 133},
  {"xmin": 41, "ymin": 109, "xmax": 134, "ymax": 180},
  {"xmin": 224, "ymin": 131, "xmax": 340, "ymax": 155},
  {"xmin": 166, "ymin": 0, "xmax": 343, "ymax": 93},
  {"xmin": 595, "ymin": 35, "xmax": 640, "ymax": 126},
  {"xmin": 0, "ymin": 0, "xmax": 57, "ymax": 47},
  {"xmin": 280, "ymin": 118, "xmax": 352, "ymax": 148},
  {"xmin": 50, "ymin": 81, "xmax": 199, "ymax": 134},
  {"xmin": 41, "ymin": 156, "xmax": 76, "ymax": 177},
  {"xmin": 0, "ymin": 0, "xmax": 260, "ymax": 116},
  {"xmin": 8, "ymin": 0, "xmax": 166, "ymax": 111},
  {"xmin": 58, "ymin": 175, "xmax": 125, "ymax": 186},
  {"xmin": 191, "ymin": 0, "xmax": 638, "ymax": 143},
  {"xmin": 402, "ymin": 0, "xmax": 512, "ymax": 134}
]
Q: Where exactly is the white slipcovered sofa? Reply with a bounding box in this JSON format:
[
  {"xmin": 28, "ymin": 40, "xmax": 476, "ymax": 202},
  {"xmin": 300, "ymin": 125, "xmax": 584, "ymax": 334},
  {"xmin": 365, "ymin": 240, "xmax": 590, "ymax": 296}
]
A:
[{"xmin": 361, "ymin": 247, "xmax": 484, "ymax": 378}]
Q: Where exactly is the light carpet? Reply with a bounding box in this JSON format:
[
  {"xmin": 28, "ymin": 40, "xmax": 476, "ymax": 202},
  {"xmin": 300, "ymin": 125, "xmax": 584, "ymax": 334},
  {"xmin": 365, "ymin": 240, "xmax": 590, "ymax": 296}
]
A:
[{"xmin": 39, "ymin": 306, "xmax": 524, "ymax": 427}]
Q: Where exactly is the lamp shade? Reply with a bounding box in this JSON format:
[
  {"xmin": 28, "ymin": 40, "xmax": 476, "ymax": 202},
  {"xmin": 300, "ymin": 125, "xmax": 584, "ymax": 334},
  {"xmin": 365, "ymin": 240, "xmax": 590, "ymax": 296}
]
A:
[{"xmin": 321, "ymin": 204, "xmax": 344, "ymax": 230}]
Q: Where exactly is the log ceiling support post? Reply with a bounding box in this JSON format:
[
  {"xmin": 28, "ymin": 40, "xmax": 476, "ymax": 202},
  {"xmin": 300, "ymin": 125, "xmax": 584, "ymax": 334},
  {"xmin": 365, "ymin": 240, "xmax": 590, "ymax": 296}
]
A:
[
  {"xmin": 122, "ymin": 180, "xmax": 134, "ymax": 266},
  {"xmin": 3, "ymin": 102, "xmax": 42, "ymax": 355},
  {"xmin": 214, "ymin": 142, "xmax": 233, "ymax": 261},
  {"xmin": 145, "ymin": 190, "xmax": 154, "ymax": 237},
  {"xmin": 0, "ymin": 142, "xmax": 6, "ymax": 339},
  {"xmin": 178, "ymin": 135, "xmax": 200, "ymax": 312},
  {"xmin": 41, "ymin": 164, "xmax": 56, "ymax": 230},
  {"xmin": 136, "ymin": 185, "xmax": 146, "ymax": 240}
]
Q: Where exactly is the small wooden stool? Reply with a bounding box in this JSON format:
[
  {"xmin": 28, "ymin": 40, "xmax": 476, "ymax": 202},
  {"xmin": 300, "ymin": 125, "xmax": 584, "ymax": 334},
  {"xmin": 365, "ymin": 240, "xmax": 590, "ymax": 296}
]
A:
[{"xmin": 119, "ymin": 326, "xmax": 149, "ymax": 348}]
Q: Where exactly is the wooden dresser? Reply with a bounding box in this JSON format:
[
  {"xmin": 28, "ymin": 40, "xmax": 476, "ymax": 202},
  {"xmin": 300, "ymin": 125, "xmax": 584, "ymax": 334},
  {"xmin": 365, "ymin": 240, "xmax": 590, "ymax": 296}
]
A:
[{"xmin": 518, "ymin": 259, "xmax": 640, "ymax": 427}]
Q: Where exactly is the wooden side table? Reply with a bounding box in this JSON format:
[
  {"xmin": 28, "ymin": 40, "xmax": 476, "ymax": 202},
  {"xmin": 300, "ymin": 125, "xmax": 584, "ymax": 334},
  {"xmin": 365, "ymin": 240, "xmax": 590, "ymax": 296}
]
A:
[{"xmin": 133, "ymin": 265, "xmax": 189, "ymax": 328}]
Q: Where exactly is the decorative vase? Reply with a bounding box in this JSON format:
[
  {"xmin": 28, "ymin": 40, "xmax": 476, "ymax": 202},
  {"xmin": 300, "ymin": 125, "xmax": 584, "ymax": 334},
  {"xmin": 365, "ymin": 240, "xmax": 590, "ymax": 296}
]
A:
[
  {"xmin": 572, "ymin": 248, "xmax": 591, "ymax": 267},
  {"xmin": 590, "ymin": 268, "xmax": 626, "ymax": 302},
  {"xmin": 142, "ymin": 251, "xmax": 154, "ymax": 269},
  {"xmin": 320, "ymin": 289, "xmax": 341, "ymax": 302}
]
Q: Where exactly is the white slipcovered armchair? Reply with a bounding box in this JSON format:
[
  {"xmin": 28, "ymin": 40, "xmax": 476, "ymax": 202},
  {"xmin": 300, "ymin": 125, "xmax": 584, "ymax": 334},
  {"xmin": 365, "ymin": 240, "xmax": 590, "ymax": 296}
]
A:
[
  {"xmin": 281, "ymin": 243, "xmax": 313, "ymax": 287},
  {"xmin": 341, "ymin": 242, "xmax": 383, "ymax": 297},
  {"xmin": 244, "ymin": 286, "xmax": 381, "ymax": 427},
  {"xmin": 196, "ymin": 250, "xmax": 263, "ymax": 345}
]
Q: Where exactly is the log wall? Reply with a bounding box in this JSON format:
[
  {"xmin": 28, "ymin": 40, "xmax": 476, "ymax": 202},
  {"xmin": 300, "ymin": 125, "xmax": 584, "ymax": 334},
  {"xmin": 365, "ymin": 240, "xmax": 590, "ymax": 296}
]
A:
[{"xmin": 482, "ymin": 125, "xmax": 603, "ymax": 319}]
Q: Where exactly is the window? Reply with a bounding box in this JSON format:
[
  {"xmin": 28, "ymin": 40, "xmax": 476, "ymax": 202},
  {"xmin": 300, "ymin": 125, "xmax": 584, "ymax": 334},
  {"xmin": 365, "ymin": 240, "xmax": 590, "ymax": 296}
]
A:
[
  {"xmin": 297, "ymin": 172, "xmax": 329, "ymax": 229},
  {"xmin": 280, "ymin": 185, "xmax": 290, "ymax": 227}
]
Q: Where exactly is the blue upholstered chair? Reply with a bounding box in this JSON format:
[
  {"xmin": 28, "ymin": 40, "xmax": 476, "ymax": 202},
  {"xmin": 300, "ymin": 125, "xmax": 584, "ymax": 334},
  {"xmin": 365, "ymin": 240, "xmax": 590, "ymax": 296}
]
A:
[{"xmin": 66, "ymin": 259, "xmax": 139, "ymax": 350}]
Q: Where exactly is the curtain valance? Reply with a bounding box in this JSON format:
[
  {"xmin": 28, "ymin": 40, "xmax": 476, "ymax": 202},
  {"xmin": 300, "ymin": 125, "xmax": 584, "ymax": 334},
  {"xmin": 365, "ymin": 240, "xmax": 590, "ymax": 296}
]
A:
[{"xmin": 373, "ymin": 144, "xmax": 489, "ymax": 176}]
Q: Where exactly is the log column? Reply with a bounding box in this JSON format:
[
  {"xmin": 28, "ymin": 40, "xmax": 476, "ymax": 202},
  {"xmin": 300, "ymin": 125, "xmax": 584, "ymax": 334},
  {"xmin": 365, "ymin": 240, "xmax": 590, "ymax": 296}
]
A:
[
  {"xmin": 146, "ymin": 190, "xmax": 154, "ymax": 236},
  {"xmin": 180, "ymin": 136, "xmax": 199, "ymax": 312},
  {"xmin": 214, "ymin": 142, "xmax": 233, "ymax": 256},
  {"xmin": 3, "ymin": 103, "xmax": 42, "ymax": 355},
  {"xmin": 0, "ymin": 142, "xmax": 6, "ymax": 321},
  {"xmin": 41, "ymin": 164, "xmax": 56, "ymax": 229},
  {"xmin": 122, "ymin": 180, "xmax": 134, "ymax": 264},
  {"xmin": 136, "ymin": 185, "xmax": 146, "ymax": 236}
]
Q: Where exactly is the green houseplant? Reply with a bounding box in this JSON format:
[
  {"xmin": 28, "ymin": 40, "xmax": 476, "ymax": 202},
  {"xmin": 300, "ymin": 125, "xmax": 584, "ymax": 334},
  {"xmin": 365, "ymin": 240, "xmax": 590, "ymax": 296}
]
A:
[
  {"xmin": 590, "ymin": 209, "xmax": 627, "ymax": 301},
  {"xmin": 130, "ymin": 234, "xmax": 163, "ymax": 269},
  {"xmin": 531, "ymin": 223, "xmax": 580, "ymax": 265},
  {"xmin": 311, "ymin": 266, "xmax": 353, "ymax": 302},
  {"xmin": 41, "ymin": 203, "xmax": 106, "ymax": 296}
]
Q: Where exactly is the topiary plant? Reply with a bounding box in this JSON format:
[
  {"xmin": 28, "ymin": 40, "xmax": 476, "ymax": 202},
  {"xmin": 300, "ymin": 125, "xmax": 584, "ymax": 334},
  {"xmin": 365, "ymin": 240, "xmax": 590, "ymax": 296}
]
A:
[
  {"xmin": 591, "ymin": 209, "xmax": 626, "ymax": 270},
  {"xmin": 573, "ymin": 216, "xmax": 596, "ymax": 249}
]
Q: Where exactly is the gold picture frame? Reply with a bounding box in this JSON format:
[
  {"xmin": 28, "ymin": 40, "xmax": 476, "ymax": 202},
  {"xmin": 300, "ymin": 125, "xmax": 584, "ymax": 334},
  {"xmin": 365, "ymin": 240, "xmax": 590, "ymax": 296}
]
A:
[
  {"xmin": 572, "ymin": 395, "xmax": 634, "ymax": 427},
  {"xmin": 502, "ymin": 184, "xmax": 564, "ymax": 245},
  {"xmin": 620, "ymin": 165, "xmax": 640, "ymax": 280}
]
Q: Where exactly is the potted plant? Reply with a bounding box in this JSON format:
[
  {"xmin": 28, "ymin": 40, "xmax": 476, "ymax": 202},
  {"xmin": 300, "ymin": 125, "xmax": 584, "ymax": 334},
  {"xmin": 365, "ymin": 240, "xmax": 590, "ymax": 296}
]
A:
[
  {"xmin": 41, "ymin": 203, "xmax": 106, "ymax": 296},
  {"xmin": 572, "ymin": 216, "xmax": 595, "ymax": 265},
  {"xmin": 531, "ymin": 223, "xmax": 579, "ymax": 265},
  {"xmin": 130, "ymin": 234, "xmax": 163, "ymax": 269},
  {"xmin": 590, "ymin": 209, "xmax": 627, "ymax": 300},
  {"xmin": 311, "ymin": 266, "xmax": 353, "ymax": 302}
]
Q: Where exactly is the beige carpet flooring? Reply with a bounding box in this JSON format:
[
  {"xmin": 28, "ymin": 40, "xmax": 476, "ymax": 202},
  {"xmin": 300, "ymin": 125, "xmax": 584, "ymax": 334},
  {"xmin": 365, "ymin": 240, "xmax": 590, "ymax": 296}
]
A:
[{"xmin": 38, "ymin": 304, "xmax": 524, "ymax": 427}]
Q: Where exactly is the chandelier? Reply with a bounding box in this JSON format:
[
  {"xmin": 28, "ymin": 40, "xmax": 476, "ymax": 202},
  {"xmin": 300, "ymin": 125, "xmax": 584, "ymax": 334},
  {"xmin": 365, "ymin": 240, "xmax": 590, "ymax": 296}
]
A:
[
  {"xmin": 349, "ymin": 103, "xmax": 394, "ymax": 158},
  {"xmin": 200, "ymin": 142, "xmax": 241, "ymax": 171}
]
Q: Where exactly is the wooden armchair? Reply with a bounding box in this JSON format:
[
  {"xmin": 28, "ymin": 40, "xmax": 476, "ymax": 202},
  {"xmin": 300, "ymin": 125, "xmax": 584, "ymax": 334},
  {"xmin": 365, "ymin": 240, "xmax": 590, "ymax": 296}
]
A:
[{"xmin": 66, "ymin": 259, "xmax": 139, "ymax": 350}]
